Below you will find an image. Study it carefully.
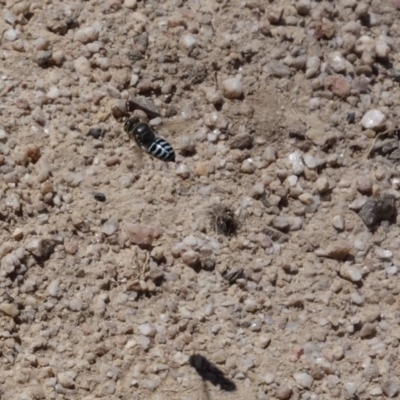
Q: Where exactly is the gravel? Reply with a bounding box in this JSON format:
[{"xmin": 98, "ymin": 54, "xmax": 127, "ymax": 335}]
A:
[{"xmin": 1, "ymin": 0, "xmax": 400, "ymax": 399}]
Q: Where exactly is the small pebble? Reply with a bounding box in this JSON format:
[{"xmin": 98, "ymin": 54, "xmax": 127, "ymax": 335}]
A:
[
  {"xmin": 375, "ymin": 37, "xmax": 391, "ymax": 59},
  {"xmin": 181, "ymin": 34, "xmax": 198, "ymax": 51},
  {"xmin": 305, "ymin": 56, "xmax": 320, "ymax": 79},
  {"xmin": 176, "ymin": 164, "xmax": 190, "ymax": 179},
  {"xmin": 325, "ymin": 75, "xmax": 351, "ymax": 98},
  {"xmin": 123, "ymin": 223, "xmax": 161, "ymax": 246},
  {"xmin": 332, "ymin": 215, "xmax": 345, "ymax": 230},
  {"xmin": 343, "ymin": 382, "xmax": 358, "ymax": 398},
  {"xmin": 356, "ymin": 176, "xmax": 373, "ymax": 194},
  {"xmin": 327, "ymin": 51, "xmax": 346, "ymax": 73},
  {"xmin": 4, "ymin": 28, "xmax": 21, "ymax": 41},
  {"xmin": 361, "ymin": 109, "xmax": 386, "ymax": 130},
  {"xmin": 124, "ymin": 0, "xmax": 137, "ymax": 8},
  {"xmin": 241, "ymin": 159, "xmax": 256, "ymax": 174},
  {"xmin": 101, "ymin": 218, "xmax": 119, "ymax": 236},
  {"xmin": 359, "ymin": 323, "xmax": 377, "ymax": 339},
  {"xmin": 316, "ymin": 176, "xmax": 329, "ymax": 193},
  {"xmin": 296, "ymin": 0, "xmax": 311, "ymax": 15},
  {"xmin": 382, "ymin": 379, "xmax": 399, "ymax": 398},
  {"xmin": 74, "ymin": 26, "xmax": 100, "ymax": 43},
  {"xmin": 88, "ymin": 128, "xmax": 106, "ymax": 139},
  {"xmin": 181, "ymin": 250, "xmax": 200, "ymax": 268},
  {"xmin": 48, "ymin": 279, "xmax": 60, "ymax": 297},
  {"xmin": 340, "ymin": 264, "xmax": 362, "ymax": 283},
  {"xmin": 138, "ymin": 324, "xmax": 157, "ymax": 337},
  {"xmin": 74, "ymin": 56, "xmax": 91, "ymax": 77},
  {"xmin": 230, "ymin": 133, "xmax": 253, "ymax": 150},
  {"xmin": 57, "ymin": 372, "xmax": 75, "ymax": 389},
  {"xmin": 138, "ymin": 336, "xmax": 151, "ymax": 350},
  {"xmin": 293, "ymin": 372, "xmax": 313, "ymax": 389},
  {"xmin": 0, "ymin": 302, "xmax": 19, "ymax": 317},
  {"xmin": 222, "ymin": 77, "xmax": 244, "ymax": 99},
  {"xmin": 288, "ymin": 151, "xmax": 304, "ymax": 175},
  {"xmin": 276, "ymin": 387, "xmax": 292, "ymax": 400},
  {"xmin": 303, "ymin": 153, "xmax": 317, "ymax": 169},
  {"xmin": 264, "ymin": 373, "xmax": 275, "ymax": 384}
]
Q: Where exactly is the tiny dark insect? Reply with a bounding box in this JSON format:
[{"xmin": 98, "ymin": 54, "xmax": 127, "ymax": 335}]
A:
[
  {"xmin": 124, "ymin": 117, "xmax": 175, "ymax": 162},
  {"xmin": 94, "ymin": 192, "xmax": 106, "ymax": 202}
]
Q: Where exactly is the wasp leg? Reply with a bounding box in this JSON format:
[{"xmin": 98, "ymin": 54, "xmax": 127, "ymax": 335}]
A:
[{"xmin": 132, "ymin": 142, "xmax": 144, "ymax": 169}]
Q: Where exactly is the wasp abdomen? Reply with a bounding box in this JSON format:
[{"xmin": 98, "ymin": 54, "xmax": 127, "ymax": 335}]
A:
[{"xmin": 148, "ymin": 138, "xmax": 176, "ymax": 162}]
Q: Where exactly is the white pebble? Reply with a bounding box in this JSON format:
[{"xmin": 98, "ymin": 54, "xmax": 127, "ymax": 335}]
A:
[
  {"xmin": 12, "ymin": 39, "xmax": 26, "ymax": 52},
  {"xmin": 249, "ymin": 182, "xmax": 265, "ymax": 198},
  {"xmin": 375, "ymin": 248, "xmax": 392, "ymax": 260},
  {"xmin": 343, "ymin": 382, "xmax": 358, "ymax": 398},
  {"xmin": 316, "ymin": 176, "xmax": 329, "ymax": 193},
  {"xmin": 294, "ymin": 372, "xmax": 314, "ymax": 389},
  {"xmin": 205, "ymin": 89, "xmax": 223, "ymax": 105},
  {"xmin": 222, "ymin": 77, "xmax": 244, "ymax": 99},
  {"xmin": 288, "ymin": 151, "xmax": 304, "ymax": 175},
  {"xmin": 181, "ymin": 34, "xmax": 197, "ymax": 51},
  {"xmin": 47, "ymin": 86, "xmax": 59, "ymax": 100},
  {"xmin": 35, "ymin": 37, "xmax": 50, "ymax": 51},
  {"xmin": 74, "ymin": 26, "xmax": 100, "ymax": 43},
  {"xmin": 48, "ymin": 279, "xmax": 60, "ymax": 297},
  {"xmin": 138, "ymin": 336, "xmax": 151, "ymax": 350},
  {"xmin": 355, "ymin": 35, "xmax": 375, "ymax": 54},
  {"xmin": 4, "ymin": 29, "xmax": 21, "ymax": 41},
  {"xmin": 173, "ymin": 351, "xmax": 190, "ymax": 366},
  {"xmin": 386, "ymin": 265, "xmax": 398, "ymax": 276},
  {"xmin": 4, "ymin": 10, "xmax": 18, "ymax": 26},
  {"xmin": 124, "ymin": 0, "xmax": 137, "ymax": 9},
  {"xmin": 332, "ymin": 215, "xmax": 345, "ymax": 230},
  {"xmin": 351, "ymin": 292, "xmax": 365, "ymax": 305},
  {"xmin": 175, "ymin": 164, "xmax": 190, "ymax": 179},
  {"xmin": 241, "ymin": 159, "xmax": 256, "ymax": 174},
  {"xmin": 101, "ymin": 218, "xmax": 119, "ymax": 236},
  {"xmin": 203, "ymin": 303, "xmax": 215, "ymax": 316},
  {"xmin": 74, "ymin": 56, "xmax": 91, "ymax": 77},
  {"xmin": 303, "ymin": 153, "xmax": 317, "ymax": 169},
  {"xmin": 340, "ymin": 264, "xmax": 362, "ymax": 283},
  {"xmin": 375, "ymin": 37, "xmax": 391, "ymax": 59},
  {"xmin": 305, "ymin": 56, "xmax": 320, "ymax": 79},
  {"xmin": 264, "ymin": 373, "xmax": 275, "ymax": 384},
  {"xmin": 286, "ymin": 175, "xmax": 298, "ymax": 187},
  {"xmin": 182, "ymin": 235, "xmax": 198, "ymax": 247},
  {"xmin": 138, "ymin": 323, "xmax": 157, "ymax": 337},
  {"xmin": 327, "ymin": 51, "xmax": 346, "ymax": 73},
  {"xmin": 382, "ymin": 379, "xmax": 399, "ymax": 398},
  {"xmin": 361, "ymin": 109, "xmax": 386, "ymax": 130},
  {"xmin": 309, "ymin": 97, "xmax": 321, "ymax": 110}
]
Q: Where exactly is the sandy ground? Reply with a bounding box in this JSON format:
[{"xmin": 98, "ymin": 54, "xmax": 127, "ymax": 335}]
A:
[{"xmin": 1, "ymin": 0, "xmax": 400, "ymax": 399}]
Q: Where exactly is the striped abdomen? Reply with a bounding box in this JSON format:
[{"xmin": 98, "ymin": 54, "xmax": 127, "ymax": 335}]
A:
[{"xmin": 147, "ymin": 137, "xmax": 175, "ymax": 162}]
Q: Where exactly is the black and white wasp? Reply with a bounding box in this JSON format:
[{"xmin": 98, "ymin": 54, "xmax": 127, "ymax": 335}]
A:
[{"xmin": 124, "ymin": 117, "xmax": 176, "ymax": 163}]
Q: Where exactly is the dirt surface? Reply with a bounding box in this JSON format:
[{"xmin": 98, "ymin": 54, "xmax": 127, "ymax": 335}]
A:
[{"xmin": 2, "ymin": 0, "xmax": 400, "ymax": 399}]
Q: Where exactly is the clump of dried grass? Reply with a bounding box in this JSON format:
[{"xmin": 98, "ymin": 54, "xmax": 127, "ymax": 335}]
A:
[{"xmin": 207, "ymin": 204, "xmax": 238, "ymax": 236}]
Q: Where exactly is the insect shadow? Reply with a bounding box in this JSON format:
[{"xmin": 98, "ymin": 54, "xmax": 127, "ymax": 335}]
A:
[{"xmin": 189, "ymin": 354, "xmax": 237, "ymax": 392}]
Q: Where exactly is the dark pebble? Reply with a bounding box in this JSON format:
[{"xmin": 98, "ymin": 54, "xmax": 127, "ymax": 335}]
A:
[
  {"xmin": 358, "ymin": 194, "xmax": 396, "ymax": 228},
  {"xmin": 346, "ymin": 112, "xmax": 355, "ymax": 124},
  {"xmin": 88, "ymin": 128, "xmax": 106, "ymax": 139}
]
